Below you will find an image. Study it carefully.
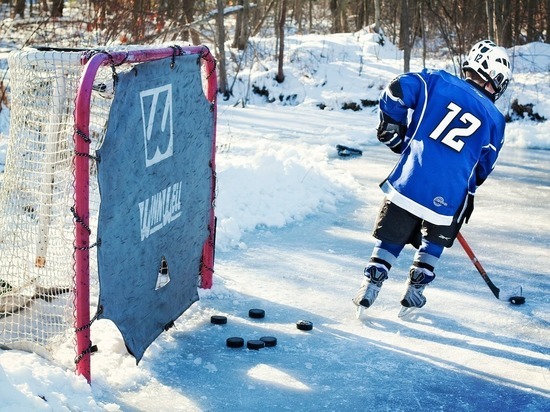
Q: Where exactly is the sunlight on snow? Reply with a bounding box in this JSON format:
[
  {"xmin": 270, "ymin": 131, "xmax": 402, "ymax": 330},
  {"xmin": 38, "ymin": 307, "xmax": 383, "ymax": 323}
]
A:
[
  {"xmin": 247, "ymin": 364, "xmax": 311, "ymax": 391},
  {"xmin": 117, "ymin": 380, "xmax": 203, "ymax": 412}
]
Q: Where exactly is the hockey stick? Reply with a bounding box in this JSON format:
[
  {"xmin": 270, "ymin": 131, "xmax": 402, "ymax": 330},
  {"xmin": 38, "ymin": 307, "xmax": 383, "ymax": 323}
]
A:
[{"xmin": 456, "ymin": 232, "xmax": 525, "ymax": 304}]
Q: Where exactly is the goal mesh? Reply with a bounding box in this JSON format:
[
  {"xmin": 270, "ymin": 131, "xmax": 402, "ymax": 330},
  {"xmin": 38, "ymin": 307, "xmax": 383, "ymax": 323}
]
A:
[
  {"xmin": 0, "ymin": 46, "xmax": 217, "ymax": 380},
  {"xmin": 0, "ymin": 48, "xmax": 119, "ymax": 357}
]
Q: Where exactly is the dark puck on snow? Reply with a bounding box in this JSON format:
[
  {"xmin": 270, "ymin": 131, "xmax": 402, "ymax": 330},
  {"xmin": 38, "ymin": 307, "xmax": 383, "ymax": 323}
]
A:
[
  {"xmin": 260, "ymin": 336, "xmax": 277, "ymax": 347},
  {"xmin": 296, "ymin": 320, "xmax": 313, "ymax": 331},
  {"xmin": 248, "ymin": 308, "xmax": 265, "ymax": 319},
  {"xmin": 226, "ymin": 337, "xmax": 245, "ymax": 348},
  {"xmin": 509, "ymin": 296, "xmax": 526, "ymax": 305},
  {"xmin": 247, "ymin": 340, "xmax": 265, "ymax": 350},
  {"xmin": 210, "ymin": 315, "xmax": 227, "ymax": 325}
]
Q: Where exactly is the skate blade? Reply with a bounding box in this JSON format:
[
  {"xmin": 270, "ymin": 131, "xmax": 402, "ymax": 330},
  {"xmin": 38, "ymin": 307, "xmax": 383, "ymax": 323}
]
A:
[
  {"xmin": 398, "ymin": 306, "xmax": 418, "ymax": 318},
  {"xmin": 355, "ymin": 305, "xmax": 365, "ymax": 319}
]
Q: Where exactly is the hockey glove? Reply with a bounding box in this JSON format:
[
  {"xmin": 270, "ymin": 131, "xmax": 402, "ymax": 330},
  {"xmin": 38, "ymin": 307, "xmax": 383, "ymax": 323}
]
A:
[
  {"xmin": 377, "ymin": 114, "xmax": 407, "ymax": 154},
  {"xmin": 463, "ymin": 194, "xmax": 475, "ymax": 224}
]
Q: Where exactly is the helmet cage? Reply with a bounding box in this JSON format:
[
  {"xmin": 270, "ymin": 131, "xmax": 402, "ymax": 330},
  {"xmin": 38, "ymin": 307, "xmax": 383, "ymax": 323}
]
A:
[{"xmin": 463, "ymin": 40, "xmax": 511, "ymax": 101}]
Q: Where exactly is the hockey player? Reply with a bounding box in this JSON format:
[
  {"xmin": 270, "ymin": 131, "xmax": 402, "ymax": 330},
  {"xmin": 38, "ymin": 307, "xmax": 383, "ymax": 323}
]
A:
[{"xmin": 353, "ymin": 40, "xmax": 512, "ymax": 316}]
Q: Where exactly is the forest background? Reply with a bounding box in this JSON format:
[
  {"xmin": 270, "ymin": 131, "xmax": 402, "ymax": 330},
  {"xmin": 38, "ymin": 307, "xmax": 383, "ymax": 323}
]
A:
[{"xmin": 1, "ymin": 0, "xmax": 549, "ymax": 98}]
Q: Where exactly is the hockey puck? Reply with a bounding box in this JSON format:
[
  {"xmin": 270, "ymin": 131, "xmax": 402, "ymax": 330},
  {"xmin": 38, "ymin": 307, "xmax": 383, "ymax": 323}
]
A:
[
  {"xmin": 248, "ymin": 308, "xmax": 265, "ymax": 319},
  {"xmin": 296, "ymin": 320, "xmax": 313, "ymax": 331},
  {"xmin": 210, "ymin": 315, "xmax": 227, "ymax": 325},
  {"xmin": 260, "ymin": 336, "xmax": 277, "ymax": 347},
  {"xmin": 509, "ymin": 296, "xmax": 526, "ymax": 305},
  {"xmin": 226, "ymin": 337, "xmax": 245, "ymax": 348},
  {"xmin": 247, "ymin": 339, "xmax": 265, "ymax": 350}
]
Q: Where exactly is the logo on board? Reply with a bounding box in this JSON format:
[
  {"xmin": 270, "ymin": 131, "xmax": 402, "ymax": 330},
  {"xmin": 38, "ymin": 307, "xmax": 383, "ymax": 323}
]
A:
[
  {"xmin": 138, "ymin": 84, "xmax": 182, "ymax": 241},
  {"xmin": 140, "ymin": 84, "xmax": 173, "ymax": 167}
]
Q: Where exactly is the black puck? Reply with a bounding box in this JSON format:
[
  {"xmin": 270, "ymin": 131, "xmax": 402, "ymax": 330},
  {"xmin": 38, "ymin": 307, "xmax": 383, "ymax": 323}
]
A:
[
  {"xmin": 296, "ymin": 320, "xmax": 313, "ymax": 331},
  {"xmin": 260, "ymin": 336, "xmax": 277, "ymax": 347},
  {"xmin": 226, "ymin": 337, "xmax": 244, "ymax": 348},
  {"xmin": 248, "ymin": 308, "xmax": 265, "ymax": 319},
  {"xmin": 210, "ymin": 315, "xmax": 227, "ymax": 325},
  {"xmin": 247, "ymin": 340, "xmax": 265, "ymax": 350},
  {"xmin": 509, "ymin": 296, "xmax": 526, "ymax": 305}
]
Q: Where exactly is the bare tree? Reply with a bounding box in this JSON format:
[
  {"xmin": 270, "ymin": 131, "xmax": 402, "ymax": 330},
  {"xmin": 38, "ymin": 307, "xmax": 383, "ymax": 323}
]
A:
[
  {"xmin": 374, "ymin": 0, "xmax": 381, "ymax": 33},
  {"xmin": 400, "ymin": 0, "xmax": 411, "ymax": 72},
  {"xmin": 233, "ymin": 0, "xmax": 251, "ymax": 50},
  {"xmin": 216, "ymin": 0, "xmax": 229, "ymax": 96},
  {"xmin": 181, "ymin": 0, "xmax": 200, "ymax": 44},
  {"xmin": 276, "ymin": 0, "xmax": 287, "ymax": 83},
  {"xmin": 13, "ymin": 0, "xmax": 25, "ymax": 18},
  {"xmin": 352, "ymin": 0, "xmax": 369, "ymax": 31},
  {"xmin": 486, "ymin": 0, "xmax": 495, "ymax": 40},
  {"xmin": 330, "ymin": 0, "xmax": 349, "ymax": 33}
]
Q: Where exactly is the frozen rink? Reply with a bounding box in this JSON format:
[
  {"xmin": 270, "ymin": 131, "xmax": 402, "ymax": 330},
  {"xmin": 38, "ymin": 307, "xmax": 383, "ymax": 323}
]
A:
[{"xmin": 1, "ymin": 36, "xmax": 549, "ymax": 411}]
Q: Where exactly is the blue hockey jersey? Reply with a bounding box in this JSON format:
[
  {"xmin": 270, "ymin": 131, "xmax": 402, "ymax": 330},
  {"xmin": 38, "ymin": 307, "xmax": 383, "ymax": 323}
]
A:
[{"xmin": 379, "ymin": 69, "xmax": 506, "ymax": 225}]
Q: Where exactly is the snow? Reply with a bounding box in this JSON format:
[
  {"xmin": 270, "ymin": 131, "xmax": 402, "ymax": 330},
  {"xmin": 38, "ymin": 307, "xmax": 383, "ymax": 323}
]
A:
[{"xmin": 0, "ymin": 33, "xmax": 549, "ymax": 411}]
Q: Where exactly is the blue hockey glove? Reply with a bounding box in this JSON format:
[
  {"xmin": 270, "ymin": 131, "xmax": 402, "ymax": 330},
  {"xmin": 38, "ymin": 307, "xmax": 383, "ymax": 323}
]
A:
[{"xmin": 377, "ymin": 113, "xmax": 406, "ymax": 154}]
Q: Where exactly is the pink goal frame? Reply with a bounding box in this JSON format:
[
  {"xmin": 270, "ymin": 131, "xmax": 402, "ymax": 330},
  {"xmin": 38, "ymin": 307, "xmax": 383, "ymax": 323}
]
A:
[{"xmin": 73, "ymin": 46, "xmax": 217, "ymax": 383}]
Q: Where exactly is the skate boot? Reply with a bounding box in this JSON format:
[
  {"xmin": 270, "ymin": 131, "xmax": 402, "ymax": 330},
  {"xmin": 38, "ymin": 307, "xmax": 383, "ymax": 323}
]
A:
[
  {"xmin": 353, "ymin": 263, "xmax": 389, "ymax": 308},
  {"xmin": 400, "ymin": 266, "xmax": 436, "ymax": 309}
]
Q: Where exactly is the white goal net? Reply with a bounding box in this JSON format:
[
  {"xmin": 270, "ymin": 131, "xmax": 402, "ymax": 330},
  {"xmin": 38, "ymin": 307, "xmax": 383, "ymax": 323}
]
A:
[{"xmin": 0, "ymin": 48, "xmax": 108, "ymax": 358}]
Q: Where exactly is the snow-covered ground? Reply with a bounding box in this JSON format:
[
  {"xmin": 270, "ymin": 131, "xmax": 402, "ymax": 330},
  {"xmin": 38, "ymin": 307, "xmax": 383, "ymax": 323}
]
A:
[{"xmin": 0, "ymin": 33, "xmax": 549, "ymax": 411}]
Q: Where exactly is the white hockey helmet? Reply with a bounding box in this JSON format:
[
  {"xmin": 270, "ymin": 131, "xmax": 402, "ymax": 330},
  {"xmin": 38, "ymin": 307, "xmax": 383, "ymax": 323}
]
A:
[{"xmin": 462, "ymin": 40, "xmax": 512, "ymax": 101}]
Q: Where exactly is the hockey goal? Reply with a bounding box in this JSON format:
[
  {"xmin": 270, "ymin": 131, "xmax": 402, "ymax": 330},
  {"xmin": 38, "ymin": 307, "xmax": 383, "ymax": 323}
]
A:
[{"xmin": 0, "ymin": 45, "xmax": 217, "ymax": 382}]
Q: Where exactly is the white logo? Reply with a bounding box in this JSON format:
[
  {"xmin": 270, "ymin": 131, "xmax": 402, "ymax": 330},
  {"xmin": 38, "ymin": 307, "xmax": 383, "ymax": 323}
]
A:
[
  {"xmin": 138, "ymin": 181, "xmax": 183, "ymax": 241},
  {"xmin": 140, "ymin": 84, "xmax": 173, "ymax": 167},
  {"xmin": 433, "ymin": 196, "xmax": 447, "ymax": 207}
]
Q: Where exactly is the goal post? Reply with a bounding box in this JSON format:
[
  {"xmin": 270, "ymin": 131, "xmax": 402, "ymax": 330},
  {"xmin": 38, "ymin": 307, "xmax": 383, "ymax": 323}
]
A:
[{"xmin": 0, "ymin": 45, "xmax": 217, "ymax": 383}]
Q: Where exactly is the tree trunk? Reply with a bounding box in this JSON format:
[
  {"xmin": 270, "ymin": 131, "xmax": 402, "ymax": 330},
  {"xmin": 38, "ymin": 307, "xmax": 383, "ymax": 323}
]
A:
[
  {"xmin": 51, "ymin": 0, "xmax": 64, "ymax": 17},
  {"xmin": 293, "ymin": 0, "xmax": 303, "ymax": 33},
  {"xmin": 41, "ymin": 0, "xmax": 49, "ymax": 14},
  {"xmin": 356, "ymin": 0, "xmax": 369, "ymax": 31},
  {"xmin": 13, "ymin": 0, "xmax": 25, "ymax": 18},
  {"xmin": 182, "ymin": 0, "xmax": 200, "ymax": 44},
  {"xmin": 526, "ymin": 0, "xmax": 536, "ymax": 42},
  {"xmin": 420, "ymin": 1, "xmax": 426, "ymax": 68},
  {"xmin": 500, "ymin": 0, "xmax": 513, "ymax": 47},
  {"xmin": 276, "ymin": 0, "xmax": 287, "ymax": 83},
  {"xmin": 233, "ymin": 0, "xmax": 243, "ymax": 48},
  {"xmin": 374, "ymin": 0, "xmax": 381, "ymax": 33},
  {"xmin": 400, "ymin": 0, "xmax": 411, "ymax": 72},
  {"xmin": 233, "ymin": 0, "xmax": 250, "ymax": 50},
  {"xmin": 486, "ymin": 0, "xmax": 494, "ymax": 40},
  {"xmin": 309, "ymin": 0, "xmax": 313, "ymax": 32},
  {"xmin": 513, "ymin": 0, "xmax": 521, "ymax": 44},
  {"xmin": 216, "ymin": 0, "xmax": 229, "ymax": 96},
  {"xmin": 330, "ymin": 0, "xmax": 348, "ymax": 32}
]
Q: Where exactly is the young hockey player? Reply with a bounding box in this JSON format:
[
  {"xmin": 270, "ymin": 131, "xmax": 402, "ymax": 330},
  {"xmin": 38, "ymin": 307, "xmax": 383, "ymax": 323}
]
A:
[{"xmin": 353, "ymin": 40, "xmax": 512, "ymax": 316}]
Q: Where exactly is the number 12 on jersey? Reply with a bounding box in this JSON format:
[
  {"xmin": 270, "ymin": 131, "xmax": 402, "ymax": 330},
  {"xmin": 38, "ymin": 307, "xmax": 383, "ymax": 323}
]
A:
[{"xmin": 429, "ymin": 102, "xmax": 481, "ymax": 152}]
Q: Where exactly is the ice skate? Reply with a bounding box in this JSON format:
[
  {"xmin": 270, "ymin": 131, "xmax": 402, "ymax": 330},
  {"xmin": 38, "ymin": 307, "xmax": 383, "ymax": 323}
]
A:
[
  {"xmin": 398, "ymin": 266, "xmax": 435, "ymax": 317},
  {"xmin": 353, "ymin": 263, "xmax": 388, "ymax": 316}
]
